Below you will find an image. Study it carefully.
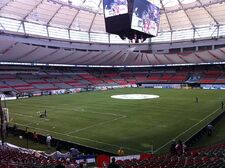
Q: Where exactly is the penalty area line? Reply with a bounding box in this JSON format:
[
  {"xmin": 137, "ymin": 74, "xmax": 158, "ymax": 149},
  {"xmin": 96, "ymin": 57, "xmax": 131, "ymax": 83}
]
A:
[
  {"xmin": 29, "ymin": 103, "xmax": 124, "ymax": 117},
  {"xmin": 151, "ymin": 107, "xmax": 221, "ymax": 153},
  {"xmin": 66, "ymin": 115, "xmax": 127, "ymax": 135},
  {"xmin": 17, "ymin": 118, "xmax": 50, "ymax": 127}
]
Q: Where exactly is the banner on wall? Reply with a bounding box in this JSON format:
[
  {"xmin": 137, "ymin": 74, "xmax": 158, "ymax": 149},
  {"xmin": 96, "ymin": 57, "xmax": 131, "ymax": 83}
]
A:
[{"xmin": 96, "ymin": 154, "xmax": 110, "ymax": 167}]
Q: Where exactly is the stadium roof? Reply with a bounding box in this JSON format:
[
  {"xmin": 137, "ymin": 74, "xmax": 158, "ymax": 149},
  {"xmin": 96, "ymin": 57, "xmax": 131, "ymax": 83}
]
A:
[
  {"xmin": 1, "ymin": 37, "xmax": 225, "ymax": 67},
  {"xmin": 0, "ymin": 0, "xmax": 225, "ymax": 43}
]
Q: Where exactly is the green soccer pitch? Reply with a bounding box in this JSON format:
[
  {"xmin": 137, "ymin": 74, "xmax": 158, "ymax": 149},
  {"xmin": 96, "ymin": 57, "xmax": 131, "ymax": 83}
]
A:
[{"xmin": 6, "ymin": 88, "xmax": 225, "ymax": 154}]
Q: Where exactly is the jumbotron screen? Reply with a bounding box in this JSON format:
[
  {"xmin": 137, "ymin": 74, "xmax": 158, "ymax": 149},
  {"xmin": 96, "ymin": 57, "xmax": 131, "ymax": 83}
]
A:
[
  {"xmin": 103, "ymin": 0, "xmax": 128, "ymax": 18},
  {"xmin": 131, "ymin": 0, "xmax": 160, "ymax": 36}
]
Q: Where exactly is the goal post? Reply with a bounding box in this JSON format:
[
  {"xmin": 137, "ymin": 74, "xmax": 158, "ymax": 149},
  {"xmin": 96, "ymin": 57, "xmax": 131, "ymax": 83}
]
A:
[
  {"xmin": 2, "ymin": 108, "xmax": 9, "ymax": 123},
  {"xmin": 149, "ymin": 144, "xmax": 154, "ymax": 154}
]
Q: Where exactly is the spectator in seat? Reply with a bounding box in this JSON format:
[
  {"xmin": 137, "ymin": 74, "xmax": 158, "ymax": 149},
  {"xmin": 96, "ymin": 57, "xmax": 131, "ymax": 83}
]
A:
[
  {"xmin": 65, "ymin": 158, "xmax": 76, "ymax": 168},
  {"xmin": 46, "ymin": 135, "xmax": 52, "ymax": 149},
  {"xmin": 12, "ymin": 124, "xmax": 17, "ymax": 136},
  {"xmin": 55, "ymin": 161, "xmax": 65, "ymax": 168},
  {"xmin": 170, "ymin": 140, "xmax": 177, "ymax": 155},
  {"xmin": 207, "ymin": 124, "xmax": 213, "ymax": 136},
  {"xmin": 70, "ymin": 147, "xmax": 79, "ymax": 159},
  {"xmin": 176, "ymin": 140, "xmax": 183, "ymax": 156},
  {"xmin": 33, "ymin": 131, "xmax": 38, "ymax": 143},
  {"xmin": 79, "ymin": 158, "xmax": 87, "ymax": 168},
  {"xmin": 56, "ymin": 142, "xmax": 62, "ymax": 152},
  {"xmin": 108, "ymin": 157, "xmax": 120, "ymax": 168}
]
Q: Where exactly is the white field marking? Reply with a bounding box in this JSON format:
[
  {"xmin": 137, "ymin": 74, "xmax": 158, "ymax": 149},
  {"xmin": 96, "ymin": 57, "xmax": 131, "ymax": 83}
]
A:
[
  {"xmin": 11, "ymin": 121, "xmax": 141, "ymax": 153},
  {"xmin": 11, "ymin": 103, "xmax": 136, "ymax": 152},
  {"xmin": 13, "ymin": 105, "xmax": 125, "ymax": 134},
  {"xmin": 12, "ymin": 106, "xmax": 131, "ymax": 149},
  {"xmin": 16, "ymin": 101, "xmax": 136, "ymax": 117},
  {"xmin": 66, "ymin": 115, "xmax": 127, "ymax": 135},
  {"xmin": 22, "ymin": 103, "xmax": 124, "ymax": 117},
  {"xmin": 13, "ymin": 113, "xmax": 34, "ymax": 118},
  {"xmin": 152, "ymin": 107, "xmax": 221, "ymax": 153},
  {"xmin": 25, "ymin": 118, "xmax": 50, "ymax": 126},
  {"xmin": 111, "ymin": 94, "xmax": 160, "ymax": 100},
  {"xmin": 71, "ymin": 109, "xmax": 125, "ymax": 117},
  {"xmin": 13, "ymin": 112, "xmax": 50, "ymax": 121},
  {"xmin": 82, "ymin": 106, "xmax": 133, "ymax": 114},
  {"xmin": 23, "ymin": 122, "xmax": 35, "ymax": 126}
]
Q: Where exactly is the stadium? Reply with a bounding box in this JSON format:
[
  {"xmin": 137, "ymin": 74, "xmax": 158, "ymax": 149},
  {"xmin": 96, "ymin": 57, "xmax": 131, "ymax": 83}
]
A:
[{"xmin": 0, "ymin": 0, "xmax": 225, "ymax": 167}]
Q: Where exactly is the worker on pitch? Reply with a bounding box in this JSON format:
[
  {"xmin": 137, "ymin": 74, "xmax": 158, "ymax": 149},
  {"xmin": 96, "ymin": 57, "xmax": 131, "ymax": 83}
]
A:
[
  {"xmin": 40, "ymin": 109, "xmax": 47, "ymax": 118},
  {"xmin": 195, "ymin": 97, "xmax": 198, "ymax": 103}
]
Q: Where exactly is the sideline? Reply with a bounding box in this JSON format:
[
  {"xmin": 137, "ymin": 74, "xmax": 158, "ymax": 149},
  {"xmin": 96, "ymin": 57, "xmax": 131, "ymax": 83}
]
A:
[
  {"xmin": 10, "ymin": 121, "xmax": 142, "ymax": 153},
  {"xmin": 13, "ymin": 113, "xmax": 34, "ymax": 118},
  {"xmin": 152, "ymin": 107, "xmax": 221, "ymax": 153}
]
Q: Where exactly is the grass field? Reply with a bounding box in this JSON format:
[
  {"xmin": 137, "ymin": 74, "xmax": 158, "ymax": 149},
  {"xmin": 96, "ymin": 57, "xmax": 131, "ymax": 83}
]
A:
[{"xmin": 6, "ymin": 88, "xmax": 225, "ymax": 155}]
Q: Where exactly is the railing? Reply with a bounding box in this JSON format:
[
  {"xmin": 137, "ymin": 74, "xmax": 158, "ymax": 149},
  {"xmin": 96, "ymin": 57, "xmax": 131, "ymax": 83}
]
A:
[
  {"xmin": 1, "ymin": 17, "xmax": 225, "ymax": 44},
  {"xmin": 185, "ymin": 110, "xmax": 225, "ymax": 147}
]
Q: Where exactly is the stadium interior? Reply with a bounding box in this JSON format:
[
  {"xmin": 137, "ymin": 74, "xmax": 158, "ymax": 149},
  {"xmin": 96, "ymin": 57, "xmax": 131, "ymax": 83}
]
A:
[{"xmin": 1, "ymin": 0, "xmax": 225, "ymax": 167}]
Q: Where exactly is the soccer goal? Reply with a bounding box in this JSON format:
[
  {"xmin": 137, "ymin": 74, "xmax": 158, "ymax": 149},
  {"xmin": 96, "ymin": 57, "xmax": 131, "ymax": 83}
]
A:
[{"xmin": 2, "ymin": 108, "xmax": 9, "ymax": 123}]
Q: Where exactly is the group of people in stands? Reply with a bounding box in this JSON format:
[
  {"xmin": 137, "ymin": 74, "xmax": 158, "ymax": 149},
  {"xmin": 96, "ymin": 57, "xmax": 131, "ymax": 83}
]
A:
[
  {"xmin": 32, "ymin": 132, "xmax": 88, "ymax": 167},
  {"xmin": 0, "ymin": 147, "xmax": 56, "ymax": 167},
  {"xmin": 54, "ymin": 148, "xmax": 87, "ymax": 168}
]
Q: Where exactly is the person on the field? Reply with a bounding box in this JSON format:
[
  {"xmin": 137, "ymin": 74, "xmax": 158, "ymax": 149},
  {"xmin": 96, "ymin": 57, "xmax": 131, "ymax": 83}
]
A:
[
  {"xmin": 39, "ymin": 109, "xmax": 47, "ymax": 118},
  {"xmin": 222, "ymin": 101, "xmax": 224, "ymax": 109},
  {"xmin": 44, "ymin": 109, "xmax": 47, "ymax": 117},
  {"xmin": 196, "ymin": 97, "xmax": 198, "ymax": 103}
]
